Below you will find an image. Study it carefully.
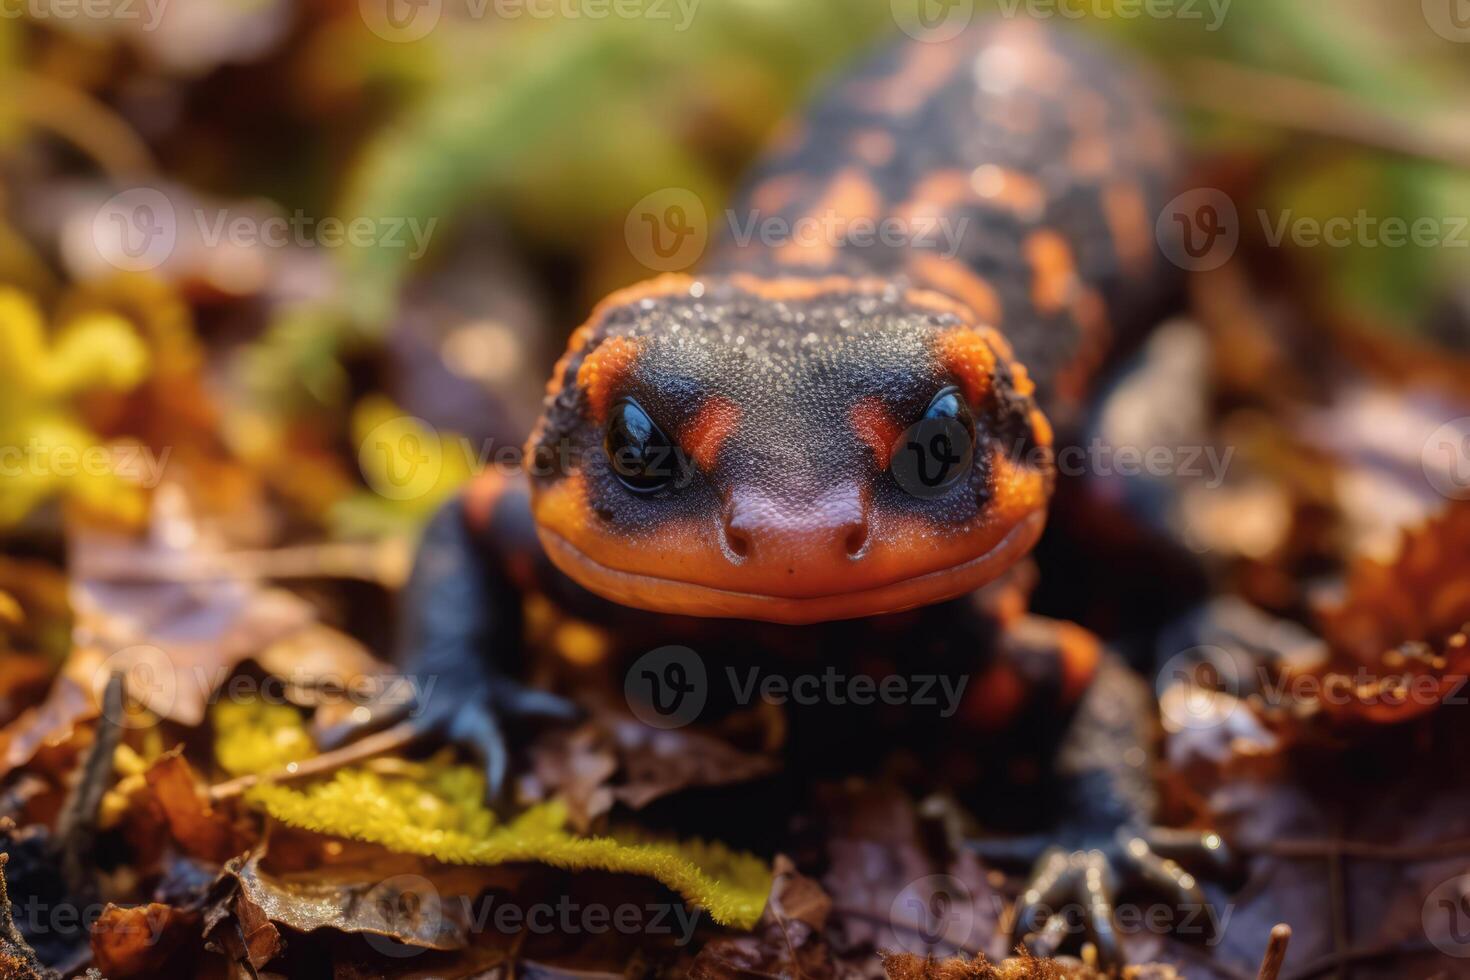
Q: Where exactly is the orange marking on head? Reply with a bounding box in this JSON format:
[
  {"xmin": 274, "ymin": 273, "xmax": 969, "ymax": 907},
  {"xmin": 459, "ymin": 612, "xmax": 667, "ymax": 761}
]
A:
[
  {"xmin": 776, "ymin": 167, "xmax": 883, "ymax": 268},
  {"xmin": 937, "ymin": 329, "xmax": 1001, "ymax": 408},
  {"xmin": 1102, "ymin": 182, "xmax": 1152, "ymax": 278},
  {"xmin": 909, "ymin": 254, "xmax": 1002, "ymax": 326},
  {"xmin": 851, "ymin": 398, "xmax": 904, "ymax": 470},
  {"xmin": 576, "ymin": 336, "xmax": 641, "ymax": 424},
  {"xmin": 681, "ymin": 396, "xmax": 741, "ymax": 472},
  {"xmin": 970, "ymin": 165, "xmax": 1045, "ymax": 221},
  {"xmin": 1025, "ymin": 230, "xmax": 1077, "ymax": 314}
]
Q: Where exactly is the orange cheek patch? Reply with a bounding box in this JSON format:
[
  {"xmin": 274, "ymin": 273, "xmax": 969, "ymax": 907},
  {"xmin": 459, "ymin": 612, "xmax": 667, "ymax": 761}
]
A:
[
  {"xmin": 851, "ymin": 398, "xmax": 904, "ymax": 469},
  {"xmin": 576, "ymin": 336, "xmax": 641, "ymax": 424},
  {"xmin": 682, "ymin": 397, "xmax": 741, "ymax": 472},
  {"xmin": 937, "ymin": 328, "xmax": 1002, "ymax": 408}
]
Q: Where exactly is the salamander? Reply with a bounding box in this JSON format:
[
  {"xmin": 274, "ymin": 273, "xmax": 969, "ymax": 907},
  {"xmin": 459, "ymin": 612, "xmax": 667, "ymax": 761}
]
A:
[{"xmin": 329, "ymin": 19, "xmax": 1230, "ymax": 962}]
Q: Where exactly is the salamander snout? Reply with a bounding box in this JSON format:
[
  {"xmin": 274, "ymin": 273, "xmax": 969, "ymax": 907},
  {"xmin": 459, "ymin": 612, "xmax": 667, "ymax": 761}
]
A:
[{"xmin": 721, "ymin": 482, "xmax": 870, "ymax": 565}]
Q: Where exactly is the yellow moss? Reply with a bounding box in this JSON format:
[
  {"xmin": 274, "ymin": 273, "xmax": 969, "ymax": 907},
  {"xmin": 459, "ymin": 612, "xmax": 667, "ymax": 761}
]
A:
[
  {"xmin": 213, "ymin": 699, "xmax": 317, "ymax": 778},
  {"xmin": 213, "ymin": 698, "xmax": 772, "ymax": 928},
  {"xmin": 0, "ymin": 287, "xmax": 153, "ymax": 526}
]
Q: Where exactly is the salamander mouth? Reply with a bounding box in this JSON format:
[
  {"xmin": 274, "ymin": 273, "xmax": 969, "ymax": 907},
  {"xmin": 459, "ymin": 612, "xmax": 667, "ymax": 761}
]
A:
[{"xmin": 536, "ymin": 510, "xmax": 1045, "ymax": 625}]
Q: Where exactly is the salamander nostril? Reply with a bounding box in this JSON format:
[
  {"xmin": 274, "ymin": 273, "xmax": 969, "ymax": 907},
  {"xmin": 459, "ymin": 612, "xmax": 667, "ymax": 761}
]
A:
[
  {"xmin": 724, "ymin": 522, "xmax": 752, "ymax": 559},
  {"xmin": 843, "ymin": 521, "xmax": 870, "ymax": 558}
]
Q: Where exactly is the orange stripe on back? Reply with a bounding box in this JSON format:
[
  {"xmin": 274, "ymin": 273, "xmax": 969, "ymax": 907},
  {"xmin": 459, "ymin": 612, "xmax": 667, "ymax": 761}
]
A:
[{"xmin": 909, "ymin": 254, "xmax": 1003, "ymax": 326}]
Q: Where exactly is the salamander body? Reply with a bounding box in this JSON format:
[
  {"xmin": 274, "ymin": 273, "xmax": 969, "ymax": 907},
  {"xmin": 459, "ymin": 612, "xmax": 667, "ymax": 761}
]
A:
[{"xmin": 336, "ymin": 19, "xmax": 1230, "ymax": 962}]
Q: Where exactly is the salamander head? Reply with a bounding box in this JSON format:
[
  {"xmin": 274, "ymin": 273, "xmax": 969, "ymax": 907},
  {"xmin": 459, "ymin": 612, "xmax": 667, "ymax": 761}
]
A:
[{"xmin": 525, "ymin": 274, "xmax": 1054, "ymax": 624}]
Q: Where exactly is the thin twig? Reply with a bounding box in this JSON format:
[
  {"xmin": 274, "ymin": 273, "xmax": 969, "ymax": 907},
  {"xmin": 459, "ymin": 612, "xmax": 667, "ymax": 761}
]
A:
[
  {"xmin": 1251, "ymin": 838, "xmax": 1470, "ymax": 861},
  {"xmin": 1258, "ymin": 924, "xmax": 1291, "ymax": 980},
  {"xmin": 5, "ymin": 71, "xmax": 155, "ymax": 179},
  {"xmin": 208, "ymin": 722, "xmax": 419, "ymax": 801},
  {"xmin": 74, "ymin": 540, "xmax": 412, "ymax": 588},
  {"xmin": 1175, "ymin": 58, "xmax": 1470, "ymax": 170}
]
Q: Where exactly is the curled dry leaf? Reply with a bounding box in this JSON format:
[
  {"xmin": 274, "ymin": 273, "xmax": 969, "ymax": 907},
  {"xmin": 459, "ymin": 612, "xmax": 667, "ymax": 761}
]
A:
[
  {"xmin": 0, "ymin": 677, "xmax": 93, "ymax": 783},
  {"xmin": 89, "ymin": 902, "xmax": 200, "ymax": 979},
  {"xmin": 67, "ymin": 488, "xmax": 388, "ymax": 730},
  {"xmin": 1306, "ymin": 502, "xmax": 1470, "ymax": 725},
  {"xmin": 143, "ymin": 750, "xmax": 251, "ymax": 864},
  {"xmin": 524, "ymin": 713, "xmax": 779, "ymax": 833}
]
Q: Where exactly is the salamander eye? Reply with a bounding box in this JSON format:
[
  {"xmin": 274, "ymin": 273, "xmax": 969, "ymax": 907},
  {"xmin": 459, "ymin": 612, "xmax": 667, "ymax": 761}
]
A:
[
  {"xmin": 890, "ymin": 385, "xmax": 976, "ymax": 497},
  {"xmin": 924, "ymin": 385, "xmax": 976, "ymax": 441},
  {"xmin": 605, "ymin": 399, "xmax": 678, "ymax": 494}
]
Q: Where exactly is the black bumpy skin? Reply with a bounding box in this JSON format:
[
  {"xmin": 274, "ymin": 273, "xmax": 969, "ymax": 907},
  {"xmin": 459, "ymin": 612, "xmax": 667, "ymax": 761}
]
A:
[{"xmin": 335, "ymin": 18, "xmax": 1233, "ymax": 964}]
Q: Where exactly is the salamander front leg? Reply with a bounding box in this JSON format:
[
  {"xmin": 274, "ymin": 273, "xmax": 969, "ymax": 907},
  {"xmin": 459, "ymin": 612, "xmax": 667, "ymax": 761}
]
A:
[{"xmin": 317, "ymin": 496, "xmax": 579, "ymax": 797}]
